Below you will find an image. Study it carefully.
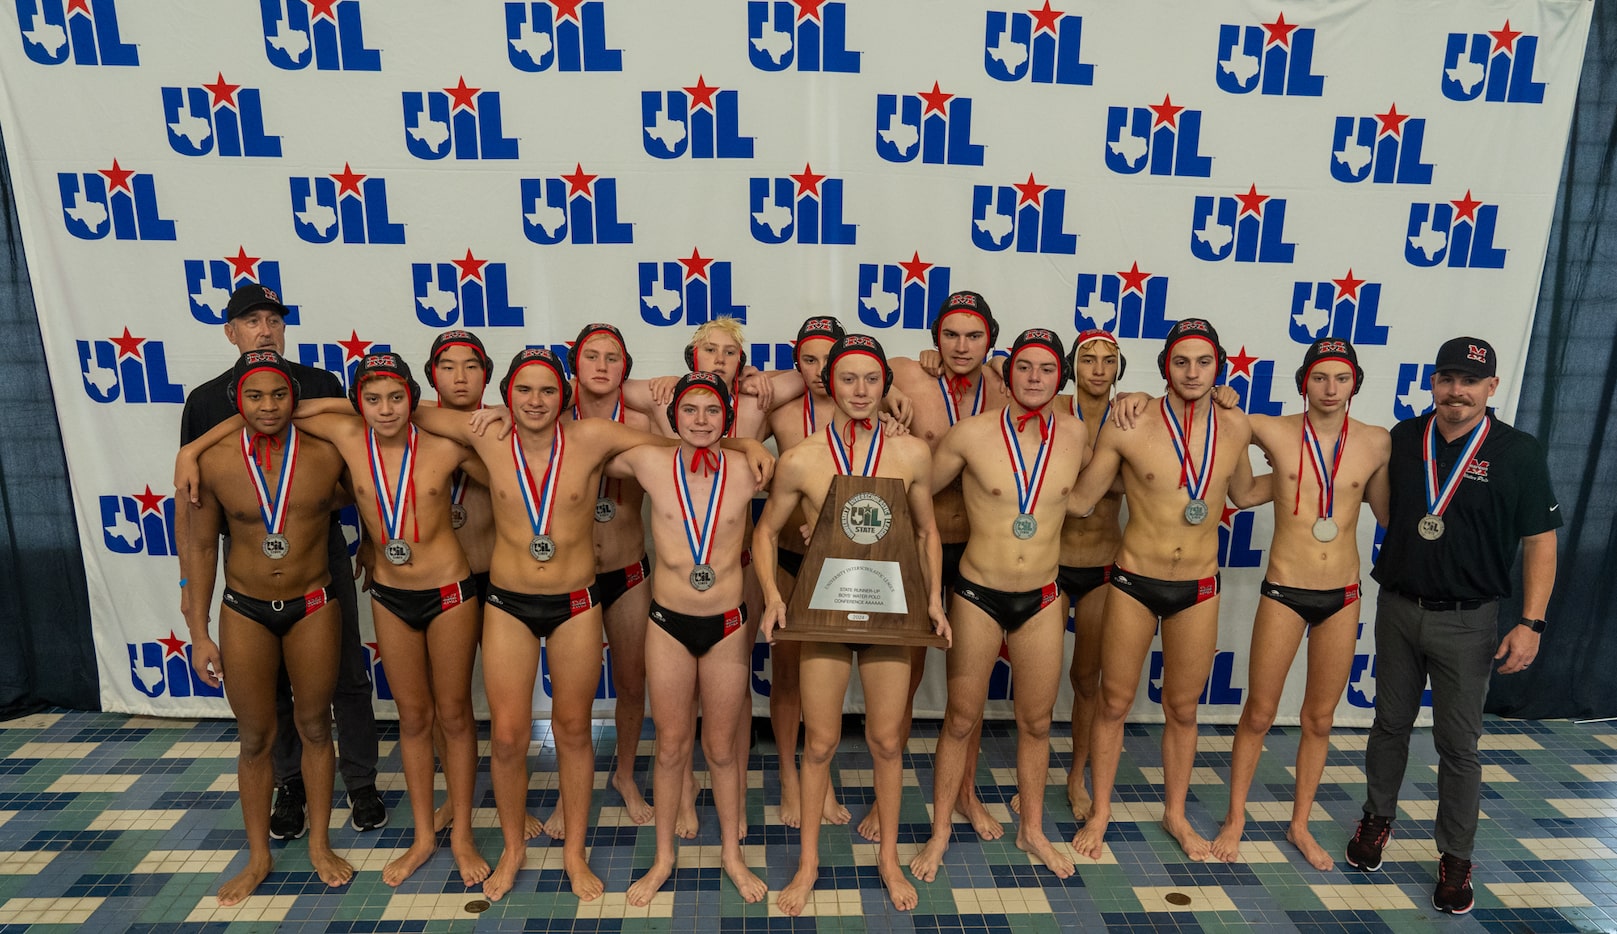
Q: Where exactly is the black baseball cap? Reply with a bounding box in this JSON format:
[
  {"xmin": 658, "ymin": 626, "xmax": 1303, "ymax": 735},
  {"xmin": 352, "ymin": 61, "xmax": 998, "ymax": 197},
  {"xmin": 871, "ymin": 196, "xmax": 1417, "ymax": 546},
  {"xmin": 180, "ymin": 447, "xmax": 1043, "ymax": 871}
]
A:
[
  {"xmin": 226, "ymin": 283, "xmax": 289, "ymax": 321},
  {"xmin": 1434, "ymin": 336, "xmax": 1497, "ymax": 378}
]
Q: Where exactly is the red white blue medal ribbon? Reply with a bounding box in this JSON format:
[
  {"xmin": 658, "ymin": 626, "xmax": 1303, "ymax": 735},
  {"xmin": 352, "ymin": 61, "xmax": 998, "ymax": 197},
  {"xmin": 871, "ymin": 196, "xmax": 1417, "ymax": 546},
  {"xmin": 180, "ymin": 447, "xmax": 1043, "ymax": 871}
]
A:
[
  {"xmin": 939, "ymin": 375, "xmax": 984, "ymax": 426},
  {"xmin": 826, "ymin": 421, "xmax": 883, "ymax": 477},
  {"xmin": 513, "ymin": 425, "xmax": 563, "ymax": 556},
  {"xmin": 367, "ymin": 425, "xmax": 418, "ymax": 560},
  {"xmin": 449, "ymin": 469, "xmax": 468, "ymax": 528},
  {"xmin": 674, "ymin": 447, "xmax": 726, "ymax": 589},
  {"xmin": 1161, "ymin": 397, "xmax": 1216, "ymax": 500},
  {"xmin": 1071, "ymin": 395, "xmax": 1112, "ymax": 427},
  {"xmin": 240, "ymin": 426, "xmax": 298, "ymax": 557},
  {"xmin": 802, "ymin": 393, "xmax": 817, "ymax": 437},
  {"xmin": 1001, "ymin": 407, "xmax": 1053, "ymax": 538},
  {"xmin": 1299, "ymin": 416, "xmax": 1347, "ymax": 542},
  {"xmin": 1423, "ymin": 414, "xmax": 1489, "ymax": 520}
]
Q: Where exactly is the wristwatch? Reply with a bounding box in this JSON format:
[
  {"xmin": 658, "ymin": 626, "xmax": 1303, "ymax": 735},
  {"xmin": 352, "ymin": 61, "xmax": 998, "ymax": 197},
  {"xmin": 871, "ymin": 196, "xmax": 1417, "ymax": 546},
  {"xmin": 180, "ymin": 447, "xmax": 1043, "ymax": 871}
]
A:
[{"xmin": 1523, "ymin": 617, "xmax": 1546, "ymax": 633}]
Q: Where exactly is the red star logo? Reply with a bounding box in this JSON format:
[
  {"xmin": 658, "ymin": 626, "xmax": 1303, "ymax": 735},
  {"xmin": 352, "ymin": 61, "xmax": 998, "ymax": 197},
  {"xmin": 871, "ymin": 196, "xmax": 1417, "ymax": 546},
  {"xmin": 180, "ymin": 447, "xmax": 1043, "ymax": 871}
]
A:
[
  {"xmin": 1235, "ymin": 183, "xmax": 1269, "ymax": 219},
  {"xmin": 1227, "ymin": 345, "xmax": 1258, "ymax": 378},
  {"xmin": 1374, "ymin": 103, "xmax": 1409, "ymax": 138},
  {"xmin": 159, "ymin": 631, "xmax": 189, "ymax": 659},
  {"xmin": 444, "ymin": 77, "xmax": 481, "ymax": 113},
  {"xmin": 1489, "ymin": 19, "xmax": 1523, "ymax": 55},
  {"xmin": 306, "ymin": 0, "xmax": 339, "ymax": 22},
  {"xmin": 226, "ymin": 247, "xmax": 261, "ymax": 280},
  {"xmin": 561, "ymin": 163, "xmax": 598, "ymax": 198},
  {"xmin": 919, "ymin": 82, "xmax": 954, "ymax": 118},
  {"xmin": 203, "ymin": 73, "xmax": 241, "ymax": 110},
  {"xmin": 792, "ymin": 0, "xmax": 826, "ymax": 22},
  {"xmin": 551, "ymin": 0, "xmax": 585, "ymax": 23},
  {"xmin": 452, "ymin": 249, "xmax": 488, "ymax": 284},
  {"xmin": 1118, "ymin": 261, "xmax": 1151, "ymax": 296},
  {"xmin": 684, "ymin": 76, "xmax": 720, "ymax": 113},
  {"xmin": 331, "ymin": 163, "xmax": 367, "ymax": 198},
  {"xmin": 1262, "ymin": 12, "xmax": 1298, "ymax": 48},
  {"xmin": 789, "ymin": 163, "xmax": 826, "ymax": 198},
  {"xmin": 1149, "ymin": 93, "xmax": 1185, "ymax": 130},
  {"xmin": 65, "ymin": 0, "xmax": 89, "ymax": 14},
  {"xmin": 111, "ymin": 327, "xmax": 145, "ymax": 359},
  {"xmin": 1013, "ymin": 173, "xmax": 1048, "ymax": 208},
  {"xmin": 898, "ymin": 251, "xmax": 933, "ymax": 285},
  {"xmin": 679, "ymin": 248, "xmax": 713, "ymax": 283},
  {"xmin": 135, "ymin": 485, "xmax": 167, "ymax": 516},
  {"xmin": 337, "ymin": 330, "xmax": 372, "ymax": 362},
  {"xmin": 1029, "ymin": 1, "xmax": 1063, "ymax": 34},
  {"xmin": 365, "ymin": 641, "xmax": 381, "ymax": 663},
  {"xmin": 1221, "ymin": 504, "xmax": 1240, "ymax": 527},
  {"xmin": 1451, "ymin": 190, "xmax": 1483, "ymax": 224},
  {"xmin": 99, "ymin": 159, "xmax": 134, "ymax": 195},
  {"xmin": 1332, "ymin": 269, "xmax": 1366, "ymax": 303}
]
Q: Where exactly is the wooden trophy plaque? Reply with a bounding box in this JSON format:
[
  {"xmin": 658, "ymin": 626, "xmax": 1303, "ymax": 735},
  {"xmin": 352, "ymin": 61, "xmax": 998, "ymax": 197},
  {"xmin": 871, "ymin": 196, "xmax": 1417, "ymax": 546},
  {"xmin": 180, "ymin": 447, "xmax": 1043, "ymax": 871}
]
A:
[{"xmin": 776, "ymin": 475, "xmax": 946, "ymax": 648}]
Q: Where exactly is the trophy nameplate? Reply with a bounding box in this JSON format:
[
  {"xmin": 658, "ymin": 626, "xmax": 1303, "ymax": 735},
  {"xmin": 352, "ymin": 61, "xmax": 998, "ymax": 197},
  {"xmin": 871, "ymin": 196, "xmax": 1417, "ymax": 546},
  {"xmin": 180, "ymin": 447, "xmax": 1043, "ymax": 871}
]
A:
[{"xmin": 777, "ymin": 475, "xmax": 946, "ymax": 648}]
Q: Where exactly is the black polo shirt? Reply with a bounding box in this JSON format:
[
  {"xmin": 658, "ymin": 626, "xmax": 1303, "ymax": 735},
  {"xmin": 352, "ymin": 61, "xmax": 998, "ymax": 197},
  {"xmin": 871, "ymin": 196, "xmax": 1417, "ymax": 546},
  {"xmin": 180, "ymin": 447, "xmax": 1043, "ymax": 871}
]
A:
[
  {"xmin": 180, "ymin": 362, "xmax": 345, "ymax": 445},
  {"xmin": 1372, "ymin": 411, "xmax": 1561, "ymax": 601}
]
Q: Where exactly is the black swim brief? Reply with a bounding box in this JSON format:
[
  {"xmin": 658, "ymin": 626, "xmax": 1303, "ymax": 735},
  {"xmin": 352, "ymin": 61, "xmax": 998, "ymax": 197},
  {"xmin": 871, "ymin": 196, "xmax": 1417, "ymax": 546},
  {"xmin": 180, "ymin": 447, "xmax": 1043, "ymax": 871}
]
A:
[
  {"xmin": 471, "ymin": 570, "xmax": 490, "ymax": 603},
  {"xmin": 953, "ymin": 575, "xmax": 1061, "ymax": 633},
  {"xmin": 369, "ymin": 575, "xmax": 478, "ymax": 632},
  {"xmin": 221, "ymin": 586, "xmax": 334, "ymax": 638},
  {"xmin": 1058, "ymin": 565, "xmax": 1112, "ymax": 605},
  {"xmin": 1260, "ymin": 580, "xmax": 1361, "ymax": 627},
  {"xmin": 649, "ymin": 600, "xmax": 749, "ymax": 658},
  {"xmin": 941, "ymin": 541, "xmax": 967, "ymax": 592},
  {"xmin": 1108, "ymin": 566, "xmax": 1220, "ymax": 620},
  {"xmin": 776, "ymin": 546, "xmax": 805, "ymax": 579},
  {"xmin": 596, "ymin": 555, "xmax": 650, "ymax": 610},
  {"xmin": 484, "ymin": 582, "xmax": 601, "ymax": 640}
]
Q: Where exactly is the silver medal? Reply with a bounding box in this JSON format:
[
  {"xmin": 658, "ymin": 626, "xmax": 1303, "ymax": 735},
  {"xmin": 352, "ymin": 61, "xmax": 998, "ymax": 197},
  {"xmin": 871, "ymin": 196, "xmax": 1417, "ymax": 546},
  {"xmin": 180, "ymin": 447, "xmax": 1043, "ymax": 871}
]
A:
[
  {"xmin": 689, "ymin": 564, "xmax": 716, "ymax": 592},
  {"xmin": 1418, "ymin": 514, "xmax": 1445, "ymax": 541},
  {"xmin": 1184, "ymin": 499, "xmax": 1209, "ymax": 525},
  {"xmin": 383, "ymin": 538, "xmax": 412, "ymax": 565},
  {"xmin": 1011, "ymin": 513, "xmax": 1038, "ymax": 540},
  {"xmin": 529, "ymin": 534, "xmax": 556, "ymax": 562},
  {"xmin": 594, "ymin": 497, "xmax": 617, "ymax": 523},
  {"xmin": 1312, "ymin": 518, "xmax": 1338, "ymax": 543},
  {"xmin": 261, "ymin": 533, "xmax": 290, "ymax": 560},
  {"xmin": 450, "ymin": 504, "xmax": 467, "ymax": 529}
]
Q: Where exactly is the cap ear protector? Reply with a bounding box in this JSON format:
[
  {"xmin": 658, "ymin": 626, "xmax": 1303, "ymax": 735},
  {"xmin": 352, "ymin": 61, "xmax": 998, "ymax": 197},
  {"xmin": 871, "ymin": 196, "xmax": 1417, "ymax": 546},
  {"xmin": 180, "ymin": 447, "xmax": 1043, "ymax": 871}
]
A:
[
  {"xmin": 1007, "ymin": 329, "xmax": 1072, "ymax": 393},
  {"xmin": 1157, "ymin": 319, "xmax": 1227, "ymax": 380},
  {"xmin": 665, "ymin": 370, "xmax": 735, "ymax": 436},
  {"xmin": 426, "ymin": 329, "xmax": 492, "ymax": 392},
  {"xmin": 228, "ymin": 350, "xmax": 301, "ymax": 411},
  {"xmin": 930, "ymin": 290, "xmax": 1000, "ymax": 349},
  {"xmin": 568, "ymin": 322, "xmax": 634, "ymax": 380},
  {"xmin": 1294, "ymin": 338, "xmax": 1364, "ymax": 395},
  {"xmin": 821, "ymin": 333, "xmax": 894, "ymax": 398},
  {"xmin": 684, "ymin": 339, "xmax": 747, "ymax": 373},
  {"xmin": 348, "ymin": 353, "xmax": 422, "ymax": 413},
  {"xmin": 1071, "ymin": 330, "xmax": 1127, "ymax": 384},
  {"xmin": 500, "ymin": 348, "xmax": 573, "ymax": 412}
]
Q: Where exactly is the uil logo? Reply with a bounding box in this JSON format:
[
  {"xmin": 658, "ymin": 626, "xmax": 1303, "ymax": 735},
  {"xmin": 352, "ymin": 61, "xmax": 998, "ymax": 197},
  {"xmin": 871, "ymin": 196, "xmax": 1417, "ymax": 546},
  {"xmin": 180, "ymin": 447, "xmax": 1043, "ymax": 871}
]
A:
[
  {"xmin": 1289, "ymin": 269, "xmax": 1389, "ymax": 346},
  {"xmin": 293, "ymin": 332, "xmax": 392, "ymax": 390},
  {"xmin": 1104, "ymin": 94, "xmax": 1212, "ymax": 177},
  {"xmin": 403, "ymin": 77, "xmax": 519, "ymax": 161},
  {"xmin": 983, "ymin": 2, "xmax": 1093, "ymax": 85},
  {"xmin": 521, "ymin": 164, "xmax": 633, "ymax": 245},
  {"xmin": 100, "ymin": 486, "xmax": 175, "ymax": 556},
  {"xmin": 184, "ymin": 248, "xmax": 300, "ymax": 326},
  {"xmin": 642, "ymin": 75, "xmax": 755, "ymax": 160},
  {"xmin": 58, "ymin": 159, "xmax": 176, "ymax": 242},
  {"xmin": 1148, "ymin": 649, "xmax": 1243, "ymax": 706},
  {"xmin": 290, "ymin": 164, "xmax": 405, "ymax": 245},
  {"xmin": 971, "ymin": 174, "xmax": 1076, "ymax": 254},
  {"xmin": 413, "ymin": 250, "xmax": 526, "ymax": 328},
  {"xmin": 1442, "ymin": 20, "xmax": 1544, "ymax": 104},
  {"xmin": 77, "ymin": 329, "xmax": 184, "ymax": 404},
  {"xmin": 506, "ymin": 1, "xmax": 622, "ymax": 72},
  {"xmin": 1216, "ymin": 12, "xmax": 1324, "ymax": 97},
  {"xmin": 638, "ymin": 249, "xmax": 748, "ymax": 326},
  {"xmin": 1393, "ymin": 363, "xmax": 1439, "ymax": 421},
  {"xmin": 856, "ymin": 252, "xmax": 953, "ymax": 331},
  {"xmin": 1217, "ymin": 505, "xmax": 1265, "ymax": 569},
  {"xmin": 1330, "ymin": 104, "xmax": 1433, "ymax": 185},
  {"xmin": 162, "ymin": 73, "xmax": 283, "ymax": 158},
  {"xmin": 749, "ymin": 164, "xmax": 855, "ymax": 245},
  {"xmin": 128, "ymin": 633, "xmax": 223, "ymax": 700},
  {"xmin": 1074, "ymin": 262, "xmax": 1173, "ymax": 339},
  {"xmin": 1223, "ymin": 347, "xmax": 1284, "ymax": 417},
  {"xmin": 259, "ymin": 0, "xmax": 380, "ymax": 71},
  {"xmin": 15, "ymin": 0, "xmax": 137, "ymax": 66},
  {"xmin": 875, "ymin": 82, "xmax": 985, "ymax": 166},
  {"xmin": 1405, "ymin": 190, "xmax": 1506, "ymax": 269},
  {"xmin": 747, "ymin": 1, "xmax": 860, "ymax": 73},
  {"xmin": 1191, "ymin": 184, "xmax": 1295, "ymax": 264}
]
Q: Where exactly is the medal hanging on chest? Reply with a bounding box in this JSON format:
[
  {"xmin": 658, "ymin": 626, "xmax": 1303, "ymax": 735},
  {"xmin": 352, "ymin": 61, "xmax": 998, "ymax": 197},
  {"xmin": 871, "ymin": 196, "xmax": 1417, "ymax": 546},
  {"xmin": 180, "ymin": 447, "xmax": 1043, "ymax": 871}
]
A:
[
  {"xmin": 1161, "ymin": 397, "xmax": 1217, "ymax": 524},
  {"xmin": 1298, "ymin": 415, "xmax": 1347, "ymax": 543},
  {"xmin": 513, "ymin": 425, "xmax": 563, "ymax": 562},
  {"xmin": 368, "ymin": 425, "xmax": 418, "ymax": 565},
  {"xmin": 241, "ymin": 426, "xmax": 299, "ymax": 560},
  {"xmin": 449, "ymin": 470, "xmax": 468, "ymax": 529},
  {"xmin": 674, "ymin": 448, "xmax": 727, "ymax": 591},
  {"xmin": 578, "ymin": 393, "xmax": 625, "ymax": 523},
  {"xmin": 1420, "ymin": 415, "xmax": 1489, "ymax": 541},
  {"xmin": 1001, "ymin": 407, "xmax": 1053, "ymax": 540}
]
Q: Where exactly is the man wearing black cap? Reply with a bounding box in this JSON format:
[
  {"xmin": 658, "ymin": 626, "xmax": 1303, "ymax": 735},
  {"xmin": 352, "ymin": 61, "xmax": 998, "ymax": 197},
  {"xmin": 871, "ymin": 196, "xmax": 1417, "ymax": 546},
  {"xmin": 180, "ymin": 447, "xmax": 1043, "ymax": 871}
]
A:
[
  {"xmin": 1344, "ymin": 337, "xmax": 1559, "ymax": 915},
  {"xmin": 177, "ymin": 284, "xmax": 385, "ymax": 842}
]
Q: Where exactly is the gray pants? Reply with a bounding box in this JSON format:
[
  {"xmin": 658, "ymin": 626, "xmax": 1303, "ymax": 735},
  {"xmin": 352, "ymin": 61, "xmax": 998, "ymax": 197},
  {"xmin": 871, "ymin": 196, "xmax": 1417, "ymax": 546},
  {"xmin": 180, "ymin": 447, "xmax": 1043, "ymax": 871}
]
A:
[{"xmin": 1363, "ymin": 590, "xmax": 1497, "ymax": 859}]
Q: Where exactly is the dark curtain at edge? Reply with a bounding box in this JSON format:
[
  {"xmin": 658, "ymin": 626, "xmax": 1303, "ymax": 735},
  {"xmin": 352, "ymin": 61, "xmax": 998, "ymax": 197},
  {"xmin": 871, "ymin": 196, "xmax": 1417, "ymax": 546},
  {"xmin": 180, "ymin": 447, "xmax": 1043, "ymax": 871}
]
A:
[
  {"xmin": 1489, "ymin": 2, "xmax": 1617, "ymax": 720},
  {"xmin": 0, "ymin": 119, "xmax": 99, "ymax": 716}
]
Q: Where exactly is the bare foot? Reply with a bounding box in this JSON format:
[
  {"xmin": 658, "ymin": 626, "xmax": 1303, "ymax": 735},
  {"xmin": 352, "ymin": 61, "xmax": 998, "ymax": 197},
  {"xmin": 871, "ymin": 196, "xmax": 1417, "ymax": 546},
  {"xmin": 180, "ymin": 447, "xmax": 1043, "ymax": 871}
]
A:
[
  {"xmin": 1016, "ymin": 827, "xmax": 1075, "ymax": 879},
  {"xmin": 524, "ymin": 811, "xmax": 543, "ymax": 840},
  {"xmin": 434, "ymin": 801, "xmax": 453, "ymax": 832},
  {"xmin": 856, "ymin": 805, "xmax": 880, "ymax": 842},
  {"xmin": 382, "ymin": 840, "xmax": 437, "ymax": 887},
  {"xmin": 564, "ymin": 851, "xmax": 604, "ymax": 901},
  {"xmin": 908, "ymin": 836, "xmax": 949, "ymax": 883},
  {"xmin": 216, "ymin": 852, "xmax": 271, "ymax": 906},
  {"xmin": 779, "ymin": 782, "xmax": 802, "ymax": 829},
  {"xmin": 310, "ymin": 847, "xmax": 355, "ymax": 889},
  {"xmin": 776, "ymin": 864, "xmax": 818, "ymax": 916},
  {"xmin": 880, "ymin": 860, "xmax": 917, "ymax": 911},
  {"xmin": 614, "ymin": 771, "xmax": 654, "ymax": 825},
  {"xmin": 482, "ymin": 848, "xmax": 525, "ymax": 902},
  {"xmin": 1010, "ymin": 792, "xmax": 1020, "ymax": 815},
  {"xmin": 626, "ymin": 856, "xmax": 674, "ymax": 907},
  {"xmin": 956, "ymin": 796, "xmax": 1004, "ymax": 841},
  {"xmin": 452, "ymin": 833, "xmax": 491, "ymax": 887},
  {"xmin": 1210, "ymin": 819, "xmax": 1244, "ymax": 864},
  {"xmin": 542, "ymin": 806, "xmax": 565, "ymax": 840},
  {"xmin": 1162, "ymin": 814, "xmax": 1212, "ymax": 862},
  {"xmin": 1287, "ymin": 824, "xmax": 1335, "ymax": 871},
  {"xmin": 723, "ymin": 853, "xmax": 768, "ymax": 903},
  {"xmin": 822, "ymin": 794, "xmax": 851, "ymax": 826},
  {"xmin": 676, "ymin": 778, "xmax": 699, "ymax": 839},
  {"xmin": 1072, "ymin": 810, "xmax": 1109, "ymax": 860},
  {"xmin": 1066, "ymin": 777, "xmax": 1091, "ymax": 820}
]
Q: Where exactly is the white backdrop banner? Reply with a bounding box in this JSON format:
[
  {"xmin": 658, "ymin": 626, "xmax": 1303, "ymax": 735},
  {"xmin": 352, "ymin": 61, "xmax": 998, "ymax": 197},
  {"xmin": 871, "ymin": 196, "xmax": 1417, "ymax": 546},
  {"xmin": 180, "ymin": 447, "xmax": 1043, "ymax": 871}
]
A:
[{"xmin": 0, "ymin": 0, "xmax": 1590, "ymax": 724}]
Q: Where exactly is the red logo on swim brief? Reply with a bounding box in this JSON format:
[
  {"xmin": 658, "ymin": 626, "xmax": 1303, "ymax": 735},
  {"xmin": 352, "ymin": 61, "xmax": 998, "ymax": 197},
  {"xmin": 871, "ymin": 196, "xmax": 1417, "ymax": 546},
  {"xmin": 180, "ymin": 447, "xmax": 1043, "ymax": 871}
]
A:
[
  {"xmin": 305, "ymin": 589, "xmax": 327, "ymax": 613},
  {"xmin": 1196, "ymin": 578, "xmax": 1217, "ymax": 600},
  {"xmin": 1040, "ymin": 582, "xmax": 1059, "ymax": 610},
  {"xmin": 723, "ymin": 608, "xmax": 744, "ymax": 639},
  {"xmin": 625, "ymin": 560, "xmax": 645, "ymax": 588},
  {"xmin": 440, "ymin": 583, "xmax": 463, "ymax": 611},
  {"xmin": 1345, "ymin": 583, "xmax": 1361, "ymax": 604},
  {"xmin": 570, "ymin": 590, "xmax": 592, "ymax": 613}
]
